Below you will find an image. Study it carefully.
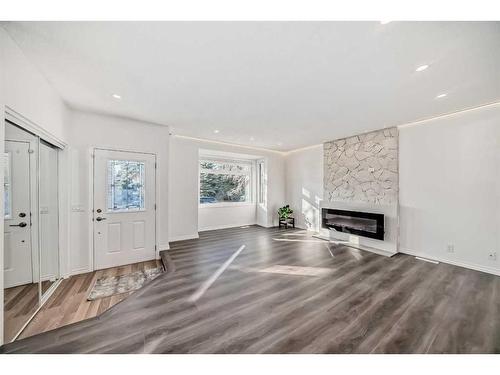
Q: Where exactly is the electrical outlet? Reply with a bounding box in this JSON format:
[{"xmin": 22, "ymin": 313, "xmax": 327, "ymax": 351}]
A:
[
  {"xmin": 488, "ymin": 252, "xmax": 497, "ymax": 261},
  {"xmin": 446, "ymin": 244, "xmax": 454, "ymax": 253}
]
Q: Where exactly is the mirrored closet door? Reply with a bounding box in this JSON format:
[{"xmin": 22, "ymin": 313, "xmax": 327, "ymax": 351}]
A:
[
  {"xmin": 39, "ymin": 140, "xmax": 59, "ymax": 296},
  {"xmin": 3, "ymin": 120, "xmax": 61, "ymax": 343}
]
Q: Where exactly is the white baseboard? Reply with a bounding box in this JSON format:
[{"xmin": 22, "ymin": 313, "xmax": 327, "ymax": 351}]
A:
[
  {"xmin": 400, "ymin": 247, "xmax": 500, "ymax": 277},
  {"xmin": 70, "ymin": 266, "xmax": 92, "ymax": 276},
  {"xmin": 198, "ymin": 223, "xmax": 256, "ymax": 232},
  {"xmin": 40, "ymin": 274, "xmax": 57, "ymax": 282},
  {"xmin": 169, "ymin": 233, "xmax": 200, "ymax": 242}
]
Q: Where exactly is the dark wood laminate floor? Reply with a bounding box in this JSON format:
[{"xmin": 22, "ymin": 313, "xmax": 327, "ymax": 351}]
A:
[{"xmin": 2, "ymin": 225, "xmax": 500, "ymax": 353}]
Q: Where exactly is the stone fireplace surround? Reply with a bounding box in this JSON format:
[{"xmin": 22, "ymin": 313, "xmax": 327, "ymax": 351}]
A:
[{"xmin": 320, "ymin": 128, "xmax": 399, "ymax": 256}]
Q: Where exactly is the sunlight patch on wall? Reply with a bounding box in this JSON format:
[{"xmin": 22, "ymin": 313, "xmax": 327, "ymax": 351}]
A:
[
  {"xmin": 302, "ymin": 187, "xmax": 310, "ymax": 198},
  {"xmin": 301, "ymin": 198, "xmax": 319, "ymax": 230}
]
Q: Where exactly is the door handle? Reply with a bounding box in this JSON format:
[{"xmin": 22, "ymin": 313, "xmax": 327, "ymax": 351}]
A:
[
  {"xmin": 10, "ymin": 222, "xmax": 27, "ymax": 227},
  {"xmin": 96, "ymin": 217, "xmax": 107, "ymax": 222}
]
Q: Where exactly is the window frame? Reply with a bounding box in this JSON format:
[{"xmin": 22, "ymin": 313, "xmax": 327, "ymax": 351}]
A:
[
  {"xmin": 199, "ymin": 157, "xmax": 255, "ymax": 208},
  {"xmin": 106, "ymin": 158, "xmax": 147, "ymax": 213},
  {"xmin": 257, "ymin": 159, "xmax": 266, "ymax": 206}
]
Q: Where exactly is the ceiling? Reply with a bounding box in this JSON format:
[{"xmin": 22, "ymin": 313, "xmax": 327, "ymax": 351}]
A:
[{"xmin": 3, "ymin": 21, "xmax": 500, "ymax": 151}]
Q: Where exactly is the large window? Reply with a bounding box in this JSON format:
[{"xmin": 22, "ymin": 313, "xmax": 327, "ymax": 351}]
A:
[
  {"xmin": 107, "ymin": 159, "xmax": 145, "ymax": 211},
  {"xmin": 199, "ymin": 159, "xmax": 252, "ymax": 205}
]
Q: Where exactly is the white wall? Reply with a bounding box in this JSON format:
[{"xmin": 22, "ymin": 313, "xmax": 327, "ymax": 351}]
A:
[
  {"xmin": 0, "ymin": 27, "xmax": 69, "ymax": 345},
  {"xmin": 199, "ymin": 205, "xmax": 257, "ymax": 231},
  {"xmin": 169, "ymin": 136, "xmax": 285, "ymax": 241},
  {"xmin": 399, "ymin": 103, "xmax": 500, "ymax": 275},
  {"xmin": 261, "ymin": 148, "xmax": 286, "ymax": 228},
  {"xmin": 285, "ymin": 145, "xmax": 324, "ymax": 231},
  {"xmin": 0, "ymin": 27, "xmax": 68, "ymax": 142},
  {"xmin": 168, "ymin": 137, "xmax": 199, "ymax": 240},
  {"xmin": 67, "ymin": 109, "xmax": 170, "ymax": 275}
]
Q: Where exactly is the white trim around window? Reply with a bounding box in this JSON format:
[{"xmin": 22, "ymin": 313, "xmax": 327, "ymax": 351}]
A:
[
  {"xmin": 199, "ymin": 202, "xmax": 256, "ymax": 209},
  {"xmin": 257, "ymin": 159, "xmax": 266, "ymax": 206}
]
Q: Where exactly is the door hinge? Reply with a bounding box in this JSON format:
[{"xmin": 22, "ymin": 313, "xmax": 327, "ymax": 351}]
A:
[
  {"xmin": 155, "ymin": 162, "xmax": 157, "ymax": 169},
  {"xmin": 154, "ymin": 203, "xmax": 157, "ymax": 210},
  {"xmin": 155, "ymin": 245, "xmax": 157, "ymax": 251},
  {"xmin": 28, "ymin": 149, "xmax": 35, "ymax": 154}
]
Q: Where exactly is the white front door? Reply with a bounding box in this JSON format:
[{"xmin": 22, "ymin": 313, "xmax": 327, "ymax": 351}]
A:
[
  {"xmin": 4, "ymin": 140, "xmax": 33, "ymax": 288},
  {"xmin": 93, "ymin": 149, "xmax": 156, "ymax": 270}
]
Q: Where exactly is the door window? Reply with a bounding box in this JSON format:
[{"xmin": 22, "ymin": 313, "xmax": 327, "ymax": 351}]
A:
[{"xmin": 107, "ymin": 159, "xmax": 146, "ymax": 211}]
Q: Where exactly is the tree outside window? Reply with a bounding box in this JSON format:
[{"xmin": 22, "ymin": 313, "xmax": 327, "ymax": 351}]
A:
[{"xmin": 199, "ymin": 160, "xmax": 251, "ymax": 204}]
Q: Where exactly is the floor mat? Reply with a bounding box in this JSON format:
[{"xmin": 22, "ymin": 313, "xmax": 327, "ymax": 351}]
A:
[{"xmin": 87, "ymin": 267, "xmax": 163, "ymax": 300}]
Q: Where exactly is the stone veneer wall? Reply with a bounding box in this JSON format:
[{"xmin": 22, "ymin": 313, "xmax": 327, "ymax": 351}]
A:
[{"xmin": 324, "ymin": 128, "xmax": 398, "ymax": 205}]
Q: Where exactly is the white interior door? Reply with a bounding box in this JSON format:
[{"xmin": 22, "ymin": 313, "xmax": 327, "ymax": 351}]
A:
[
  {"xmin": 93, "ymin": 149, "xmax": 156, "ymax": 270},
  {"xmin": 4, "ymin": 140, "xmax": 33, "ymax": 288}
]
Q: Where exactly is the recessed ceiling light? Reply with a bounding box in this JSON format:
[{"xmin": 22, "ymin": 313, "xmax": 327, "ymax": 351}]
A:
[
  {"xmin": 436, "ymin": 93, "xmax": 447, "ymax": 99},
  {"xmin": 250, "ymin": 136, "xmax": 255, "ymax": 141},
  {"xmin": 380, "ymin": 21, "xmax": 391, "ymax": 25},
  {"xmin": 277, "ymin": 142, "xmax": 283, "ymax": 146},
  {"xmin": 214, "ymin": 129, "xmax": 220, "ymax": 134},
  {"xmin": 111, "ymin": 94, "xmax": 122, "ymax": 99},
  {"xmin": 415, "ymin": 64, "xmax": 429, "ymax": 72}
]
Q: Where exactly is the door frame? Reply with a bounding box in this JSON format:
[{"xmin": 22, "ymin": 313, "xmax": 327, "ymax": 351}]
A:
[
  {"xmin": 2, "ymin": 107, "xmax": 68, "ymax": 343},
  {"xmin": 90, "ymin": 147, "xmax": 159, "ymax": 271},
  {"xmin": 5, "ymin": 108, "xmax": 68, "ymax": 283}
]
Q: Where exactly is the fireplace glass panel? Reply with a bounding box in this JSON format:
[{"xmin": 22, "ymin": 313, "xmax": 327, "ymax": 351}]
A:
[
  {"xmin": 324, "ymin": 214, "xmax": 378, "ymax": 234},
  {"xmin": 321, "ymin": 208, "xmax": 384, "ymax": 241}
]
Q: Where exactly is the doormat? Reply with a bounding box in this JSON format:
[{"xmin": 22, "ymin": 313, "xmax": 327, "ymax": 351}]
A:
[{"xmin": 87, "ymin": 267, "xmax": 163, "ymax": 301}]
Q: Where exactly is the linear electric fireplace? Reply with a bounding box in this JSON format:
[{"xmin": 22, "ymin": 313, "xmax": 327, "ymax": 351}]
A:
[{"xmin": 321, "ymin": 208, "xmax": 385, "ymax": 241}]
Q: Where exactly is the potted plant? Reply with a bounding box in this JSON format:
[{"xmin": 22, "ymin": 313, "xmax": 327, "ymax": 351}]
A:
[{"xmin": 278, "ymin": 205, "xmax": 295, "ymax": 228}]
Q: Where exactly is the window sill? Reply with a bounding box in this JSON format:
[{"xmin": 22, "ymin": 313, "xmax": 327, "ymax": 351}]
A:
[{"xmin": 199, "ymin": 202, "xmax": 256, "ymax": 209}]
